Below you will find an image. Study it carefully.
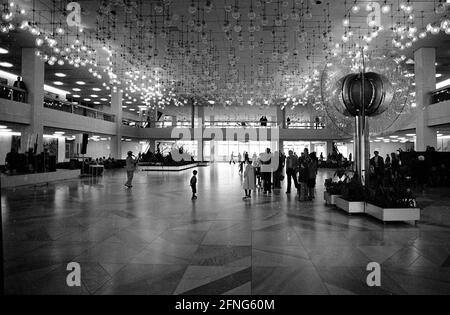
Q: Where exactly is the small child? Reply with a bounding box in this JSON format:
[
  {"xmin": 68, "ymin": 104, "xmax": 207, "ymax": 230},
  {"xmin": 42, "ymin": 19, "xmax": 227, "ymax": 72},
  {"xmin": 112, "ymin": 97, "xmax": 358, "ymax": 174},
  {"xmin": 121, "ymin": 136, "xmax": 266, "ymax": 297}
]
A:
[{"xmin": 190, "ymin": 170, "xmax": 198, "ymax": 200}]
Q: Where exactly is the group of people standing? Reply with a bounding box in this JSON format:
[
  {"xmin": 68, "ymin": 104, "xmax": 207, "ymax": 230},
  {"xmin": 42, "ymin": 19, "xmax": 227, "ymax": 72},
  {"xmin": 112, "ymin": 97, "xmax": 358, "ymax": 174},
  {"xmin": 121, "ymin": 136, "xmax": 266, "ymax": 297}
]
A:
[
  {"xmin": 239, "ymin": 148, "xmax": 319, "ymax": 201},
  {"xmin": 285, "ymin": 148, "xmax": 318, "ymax": 201}
]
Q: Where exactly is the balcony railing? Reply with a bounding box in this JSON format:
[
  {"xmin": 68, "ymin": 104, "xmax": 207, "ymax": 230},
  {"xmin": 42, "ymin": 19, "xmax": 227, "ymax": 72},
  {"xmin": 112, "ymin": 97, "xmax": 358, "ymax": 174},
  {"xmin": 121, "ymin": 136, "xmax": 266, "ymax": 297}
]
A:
[
  {"xmin": 44, "ymin": 97, "xmax": 116, "ymax": 122},
  {"xmin": 431, "ymin": 86, "xmax": 450, "ymax": 104},
  {"xmin": 286, "ymin": 120, "xmax": 326, "ymax": 129},
  {"xmin": 0, "ymin": 83, "xmax": 28, "ymax": 103},
  {"xmin": 122, "ymin": 119, "xmax": 326, "ymax": 130}
]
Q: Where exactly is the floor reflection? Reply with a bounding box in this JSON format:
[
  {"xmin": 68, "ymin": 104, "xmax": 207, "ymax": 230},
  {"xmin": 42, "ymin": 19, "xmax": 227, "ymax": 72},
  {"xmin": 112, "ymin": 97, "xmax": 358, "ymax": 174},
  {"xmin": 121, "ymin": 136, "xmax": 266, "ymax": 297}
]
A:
[{"xmin": 2, "ymin": 163, "xmax": 450, "ymax": 295}]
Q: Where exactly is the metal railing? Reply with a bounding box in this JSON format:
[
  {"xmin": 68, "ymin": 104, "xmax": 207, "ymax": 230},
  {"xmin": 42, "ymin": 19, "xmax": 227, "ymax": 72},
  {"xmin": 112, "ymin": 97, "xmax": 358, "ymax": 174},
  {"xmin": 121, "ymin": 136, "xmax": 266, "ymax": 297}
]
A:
[
  {"xmin": 0, "ymin": 83, "xmax": 28, "ymax": 103},
  {"xmin": 43, "ymin": 97, "xmax": 116, "ymax": 122},
  {"xmin": 286, "ymin": 121, "xmax": 326, "ymax": 129},
  {"xmin": 122, "ymin": 119, "xmax": 326, "ymax": 130},
  {"xmin": 431, "ymin": 86, "xmax": 450, "ymax": 104}
]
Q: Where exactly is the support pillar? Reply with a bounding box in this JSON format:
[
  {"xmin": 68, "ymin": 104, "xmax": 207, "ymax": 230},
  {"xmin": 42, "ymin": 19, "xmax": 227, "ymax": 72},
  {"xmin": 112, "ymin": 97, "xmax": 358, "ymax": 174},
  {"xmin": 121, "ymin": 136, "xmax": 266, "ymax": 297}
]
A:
[
  {"xmin": 110, "ymin": 89, "xmax": 123, "ymax": 159},
  {"xmin": 196, "ymin": 106, "xmax": 205, "ymax": 162},
  {"xmin": 326, "ymin": 140, "xmax": 334, "ymax": 158},
  {"xmin": 191, "ymin": 100, "xmax": 195, "ymax": 129},
  {"xmin": 21, "ymin": 48, "xmax": 44, "ymax": 153},
  {"xmin": 415, "ymin": 47, "xmax": 437, "ymax": 151},
  {"xmin": 276, "ymin": 106, "xmax": 286, "ymax": 128},
  {"xmin": 354, "ymin": 116, "xmax": 370, "ymax": 184}
]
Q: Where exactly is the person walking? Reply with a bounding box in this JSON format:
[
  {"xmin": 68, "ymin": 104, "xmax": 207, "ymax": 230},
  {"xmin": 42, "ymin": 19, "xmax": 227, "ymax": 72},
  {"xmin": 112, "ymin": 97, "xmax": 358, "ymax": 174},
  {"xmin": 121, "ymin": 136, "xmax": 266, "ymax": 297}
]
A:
[
  {"xmin": 243, "ymin": 160, "xmax": 256, "ymax": 199},
  {"xmin": 298, "ymin": 151, "xmax": 311, "ymax": 201},
  {"xmin": 261, "ymin": 148, "xmax": 273, "ymax": 195},
  {"xmin": 230, "ymin": 151, "xmax": 236, "ymax": 165},
  {"xmin": 285, "ymin": 150, "xmax": 299, "ymax": 194},
  {"xmin": 238, "ymin": 152, "xmax": 243, "ymax": 174},
  {"xmin": 307, "ymin": 152, "xmax": 318, "ymax": 200},
  {"xmin": 125, "ymin": 151, "xmax": 138, "ymax": 188}
]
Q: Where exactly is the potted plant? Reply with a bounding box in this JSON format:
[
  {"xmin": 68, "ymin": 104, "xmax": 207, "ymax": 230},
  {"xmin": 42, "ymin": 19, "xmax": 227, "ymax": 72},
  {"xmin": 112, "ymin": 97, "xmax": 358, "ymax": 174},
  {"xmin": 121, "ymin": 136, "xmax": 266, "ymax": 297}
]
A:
[
  {"xmin": 365, "ymin": 181, "xmax": 420, "ymax": 223},
  {"xmin": 335, "ymin": 174, "xmax": 367, "ymax": 214},
  {"xmin": 324, "ymin": 178, "xmax": 344, "ymax": 205}
]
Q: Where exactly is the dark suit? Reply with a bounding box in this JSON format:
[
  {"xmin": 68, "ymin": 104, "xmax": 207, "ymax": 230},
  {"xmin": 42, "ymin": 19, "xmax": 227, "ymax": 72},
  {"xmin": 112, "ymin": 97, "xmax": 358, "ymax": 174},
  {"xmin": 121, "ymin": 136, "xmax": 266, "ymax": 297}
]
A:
[{"xmin": 370, "ymin": 155, "xmax": 385, "ymax": 181}]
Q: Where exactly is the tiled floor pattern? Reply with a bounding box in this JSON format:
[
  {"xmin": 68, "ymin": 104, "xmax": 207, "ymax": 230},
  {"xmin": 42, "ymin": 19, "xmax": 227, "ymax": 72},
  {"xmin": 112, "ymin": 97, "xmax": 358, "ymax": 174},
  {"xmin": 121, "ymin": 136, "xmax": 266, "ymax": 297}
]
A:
[{"xmin": 2, "ymin": 164, "xmax": 450, "ymax": 295}]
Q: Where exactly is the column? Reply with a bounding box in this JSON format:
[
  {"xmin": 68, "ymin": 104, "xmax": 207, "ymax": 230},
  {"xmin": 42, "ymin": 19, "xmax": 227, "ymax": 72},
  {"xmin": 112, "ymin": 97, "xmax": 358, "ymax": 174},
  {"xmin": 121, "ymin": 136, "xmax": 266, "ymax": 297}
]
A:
[
  {"xmin": 110, "ymin": 89, "xmax": 123, "ymax": 159},
  {"xmin": 415, "ymin": 47, "xmax": 437, "ymax": 151},
  {"xmin": 278, "ymin": 140, "xmax": 284, "ymax": 154},
  {"xmin": 172, "ymin": 115, "xmax": 177, "ymax": 127},
  {"xmin": 196, "ymin": 105, "xmax": 205, "ymax": 162},
  {"xmin": 191, "ymin": 99, "xmax": 195, "ymax": 129},
  {"xmin": 276, "ymin": 106, "xmax": 286, "ymax": 128},
  {"xmin": 148, "ymin": 140, "xmax": 156, "ymax": 154},
  {"xmin": 21, "ymin": 48, "xmax": 44, "ymax": 153},
  {"xmin": 138, "ymin": 110, "xmax": 144, "ymax": 127},
  {"xmin": 326, "ymin": 140, "xmax": 334, "ymax": 158}
]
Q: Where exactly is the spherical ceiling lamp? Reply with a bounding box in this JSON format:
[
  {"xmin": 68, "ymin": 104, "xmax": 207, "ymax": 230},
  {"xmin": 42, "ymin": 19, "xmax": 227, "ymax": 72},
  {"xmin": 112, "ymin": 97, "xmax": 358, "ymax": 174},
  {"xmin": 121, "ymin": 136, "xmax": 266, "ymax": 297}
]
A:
[
  {"xmin": 320, "ymin": 51, "xmax": 413, "ymax": 137},
  {"xmin": 339, "ymin": 72, "xmax": 393, "ymax": 117}
]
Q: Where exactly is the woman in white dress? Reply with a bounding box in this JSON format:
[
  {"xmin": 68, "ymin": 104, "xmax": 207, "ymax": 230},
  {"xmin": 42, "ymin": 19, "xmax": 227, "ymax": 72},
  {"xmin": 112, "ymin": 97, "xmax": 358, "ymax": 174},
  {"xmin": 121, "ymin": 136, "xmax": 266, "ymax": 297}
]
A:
[{"xmin": 243, "ymin": 159, "xmax": 256, "ymax": 199}]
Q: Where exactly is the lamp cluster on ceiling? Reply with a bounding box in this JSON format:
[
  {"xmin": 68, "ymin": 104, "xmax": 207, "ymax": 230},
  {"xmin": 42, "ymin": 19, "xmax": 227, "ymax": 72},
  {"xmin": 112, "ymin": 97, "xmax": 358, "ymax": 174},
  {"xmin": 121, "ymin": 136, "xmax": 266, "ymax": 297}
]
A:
[{"xmin": 0, "ymin": 0, "xmax": 449, "ymax": 112}]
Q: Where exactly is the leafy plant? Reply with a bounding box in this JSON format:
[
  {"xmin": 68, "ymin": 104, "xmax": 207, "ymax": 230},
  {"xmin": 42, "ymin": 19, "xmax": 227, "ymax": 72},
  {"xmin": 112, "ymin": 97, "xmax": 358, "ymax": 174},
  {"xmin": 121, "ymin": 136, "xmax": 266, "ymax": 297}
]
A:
[
  {"xmin": 341, "ymin": 176, "xmax": 367, "ymax": 201},
  {"xmin": 325, "ymin": 179, "xmax": 345, "ymax": 195},
  {"xmin": 367, "ymin": 182, "xmax": 417, "ymax": 209}
]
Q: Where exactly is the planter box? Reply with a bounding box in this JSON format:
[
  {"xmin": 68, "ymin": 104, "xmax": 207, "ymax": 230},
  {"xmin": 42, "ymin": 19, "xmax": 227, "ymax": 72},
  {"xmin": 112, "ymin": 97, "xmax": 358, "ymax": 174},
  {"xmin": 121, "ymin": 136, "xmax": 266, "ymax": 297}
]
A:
[
  {"xmin": 1, "ymin": 169, "xmax": 81, "ymax": 188},
  {"xmin": 335, "ymin": 197, "xmax": 365, "ymax": 214},
  {"xmin": 324, "ymin": 191, "xmax": 342, "ymax": 205},
  {"xmin": 365, "ymin": 203, "xmax": 420, "ymax": 223}
]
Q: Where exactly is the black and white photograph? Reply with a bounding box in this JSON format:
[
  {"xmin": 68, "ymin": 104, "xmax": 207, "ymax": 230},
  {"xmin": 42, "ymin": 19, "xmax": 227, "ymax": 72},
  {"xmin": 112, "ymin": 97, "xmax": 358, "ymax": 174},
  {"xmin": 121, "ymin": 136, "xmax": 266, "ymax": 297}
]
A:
[{"xmin": 1, "ymin": 0, "xmax": 450, "ymax": 301}]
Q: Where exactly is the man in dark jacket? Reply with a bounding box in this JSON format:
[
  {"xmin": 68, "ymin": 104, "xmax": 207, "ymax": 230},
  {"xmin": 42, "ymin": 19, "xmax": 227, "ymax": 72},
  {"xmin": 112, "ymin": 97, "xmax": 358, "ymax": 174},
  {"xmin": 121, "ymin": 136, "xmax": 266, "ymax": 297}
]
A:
[
  {"xmin": 286, "ymin": 150, "xmax": 299, "ymax": 194},
  {"xmin": 370, "ymin": 151, "xmax": 385, "ymax": 184}
]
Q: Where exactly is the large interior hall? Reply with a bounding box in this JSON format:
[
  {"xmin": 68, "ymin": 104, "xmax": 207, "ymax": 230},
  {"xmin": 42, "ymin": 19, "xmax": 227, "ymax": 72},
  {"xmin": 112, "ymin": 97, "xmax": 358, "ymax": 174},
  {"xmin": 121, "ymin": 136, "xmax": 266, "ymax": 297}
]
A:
[{"xmin": 1, "ymin": 0, "xmax": 450, "ymax": 296}]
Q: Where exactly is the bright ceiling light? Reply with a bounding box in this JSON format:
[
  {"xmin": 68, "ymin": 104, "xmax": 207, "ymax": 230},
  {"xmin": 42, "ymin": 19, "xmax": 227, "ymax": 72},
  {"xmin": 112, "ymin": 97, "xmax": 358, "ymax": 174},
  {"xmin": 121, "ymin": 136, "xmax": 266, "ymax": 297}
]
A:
[
  {"xmin": 72, "ymin": 94, "xmax": 80, "ymax": 98},
  {"xmin": 55, "ymin": 73, "xmax": 66, "ymax": 77},
  {"xmin": 53, "ymin": 81, "xmax": 64, "ymax": 86},
  {"xmin": 90, "ymin": 94, "xmax": 98, "ymax": 98},
  {"xmin": 0, "ymin": 125, "xmax": 7, "ymax": 129},
  {"xmin": 437, "ymin": 78, "xmax": 450, "ymax": 89},
  {"xmin": 44, "ymin": 84, "xmax": 70, "ymax": 96},
  {"xmin": 100, "ymin": 98, "xmax": 108, "ymax": 101},
  {"xmin": 76, "ymin": 81, "xmax": 86, "ymax": 85},
  {"xmin": 0, "ymin": 62, "xmax": 13, "ymax": 68},
  {"xmin": 84, "ymin": 98, "xmax": 91, "ymax": 101},
  {"xmin": 92, "ymin": 88, "xmax": 101, "ymax": 91},
  {"xmin": 436, "ymin": 73, "xmax": 443, "ymax": 78},
  {"xmin": 72, "ymin": 88, "xmax": 81, "ymax": 92},
  {"xmin": 0, "ymin": 48, "xmax": 8, "ymax": 54}
]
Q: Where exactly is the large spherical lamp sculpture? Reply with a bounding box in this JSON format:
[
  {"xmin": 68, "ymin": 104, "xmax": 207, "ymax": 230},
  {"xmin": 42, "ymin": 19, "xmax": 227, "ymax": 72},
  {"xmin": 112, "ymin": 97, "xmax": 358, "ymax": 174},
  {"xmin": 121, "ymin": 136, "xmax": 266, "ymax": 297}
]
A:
[
  {"xmin": 338, "ymin": 72, "xmax": 394, "ymax": 183},
  {"xmin": 320, "ymin": 51, "xmax": 413, "ymax": 185}
]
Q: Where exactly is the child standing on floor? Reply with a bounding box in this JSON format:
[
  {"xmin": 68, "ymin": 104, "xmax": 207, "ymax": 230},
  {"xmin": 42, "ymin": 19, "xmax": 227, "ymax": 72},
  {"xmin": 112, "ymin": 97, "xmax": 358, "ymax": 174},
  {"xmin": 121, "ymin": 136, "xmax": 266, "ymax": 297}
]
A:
[{"xmin": 190, "ymin": 170, "xmax": 198, "ymax": 200}]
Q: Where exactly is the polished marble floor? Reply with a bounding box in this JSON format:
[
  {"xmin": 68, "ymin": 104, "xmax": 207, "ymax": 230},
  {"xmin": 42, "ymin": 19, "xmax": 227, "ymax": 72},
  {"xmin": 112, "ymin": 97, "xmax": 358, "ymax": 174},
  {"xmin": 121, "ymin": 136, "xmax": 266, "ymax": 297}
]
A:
[{"xmin": 2, "ymin": 164, "xmax": 450, "ymax": 295}]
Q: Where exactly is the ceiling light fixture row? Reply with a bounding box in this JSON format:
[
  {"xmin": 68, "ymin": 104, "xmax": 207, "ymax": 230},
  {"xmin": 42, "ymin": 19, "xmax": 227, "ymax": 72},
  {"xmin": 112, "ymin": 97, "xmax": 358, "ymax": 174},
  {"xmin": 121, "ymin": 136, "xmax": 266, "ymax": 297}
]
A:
[{"xmin": 1, "ymin": 0, "xmax": 448, "ymax": 112}]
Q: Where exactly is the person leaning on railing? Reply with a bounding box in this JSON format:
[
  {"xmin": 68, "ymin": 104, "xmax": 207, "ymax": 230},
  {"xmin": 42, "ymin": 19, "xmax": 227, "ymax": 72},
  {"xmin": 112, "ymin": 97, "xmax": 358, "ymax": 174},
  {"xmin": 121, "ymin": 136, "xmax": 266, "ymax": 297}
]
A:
[{"xmin": 13, "ymin": 76, "xmax": 27, "ymax": 102}]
